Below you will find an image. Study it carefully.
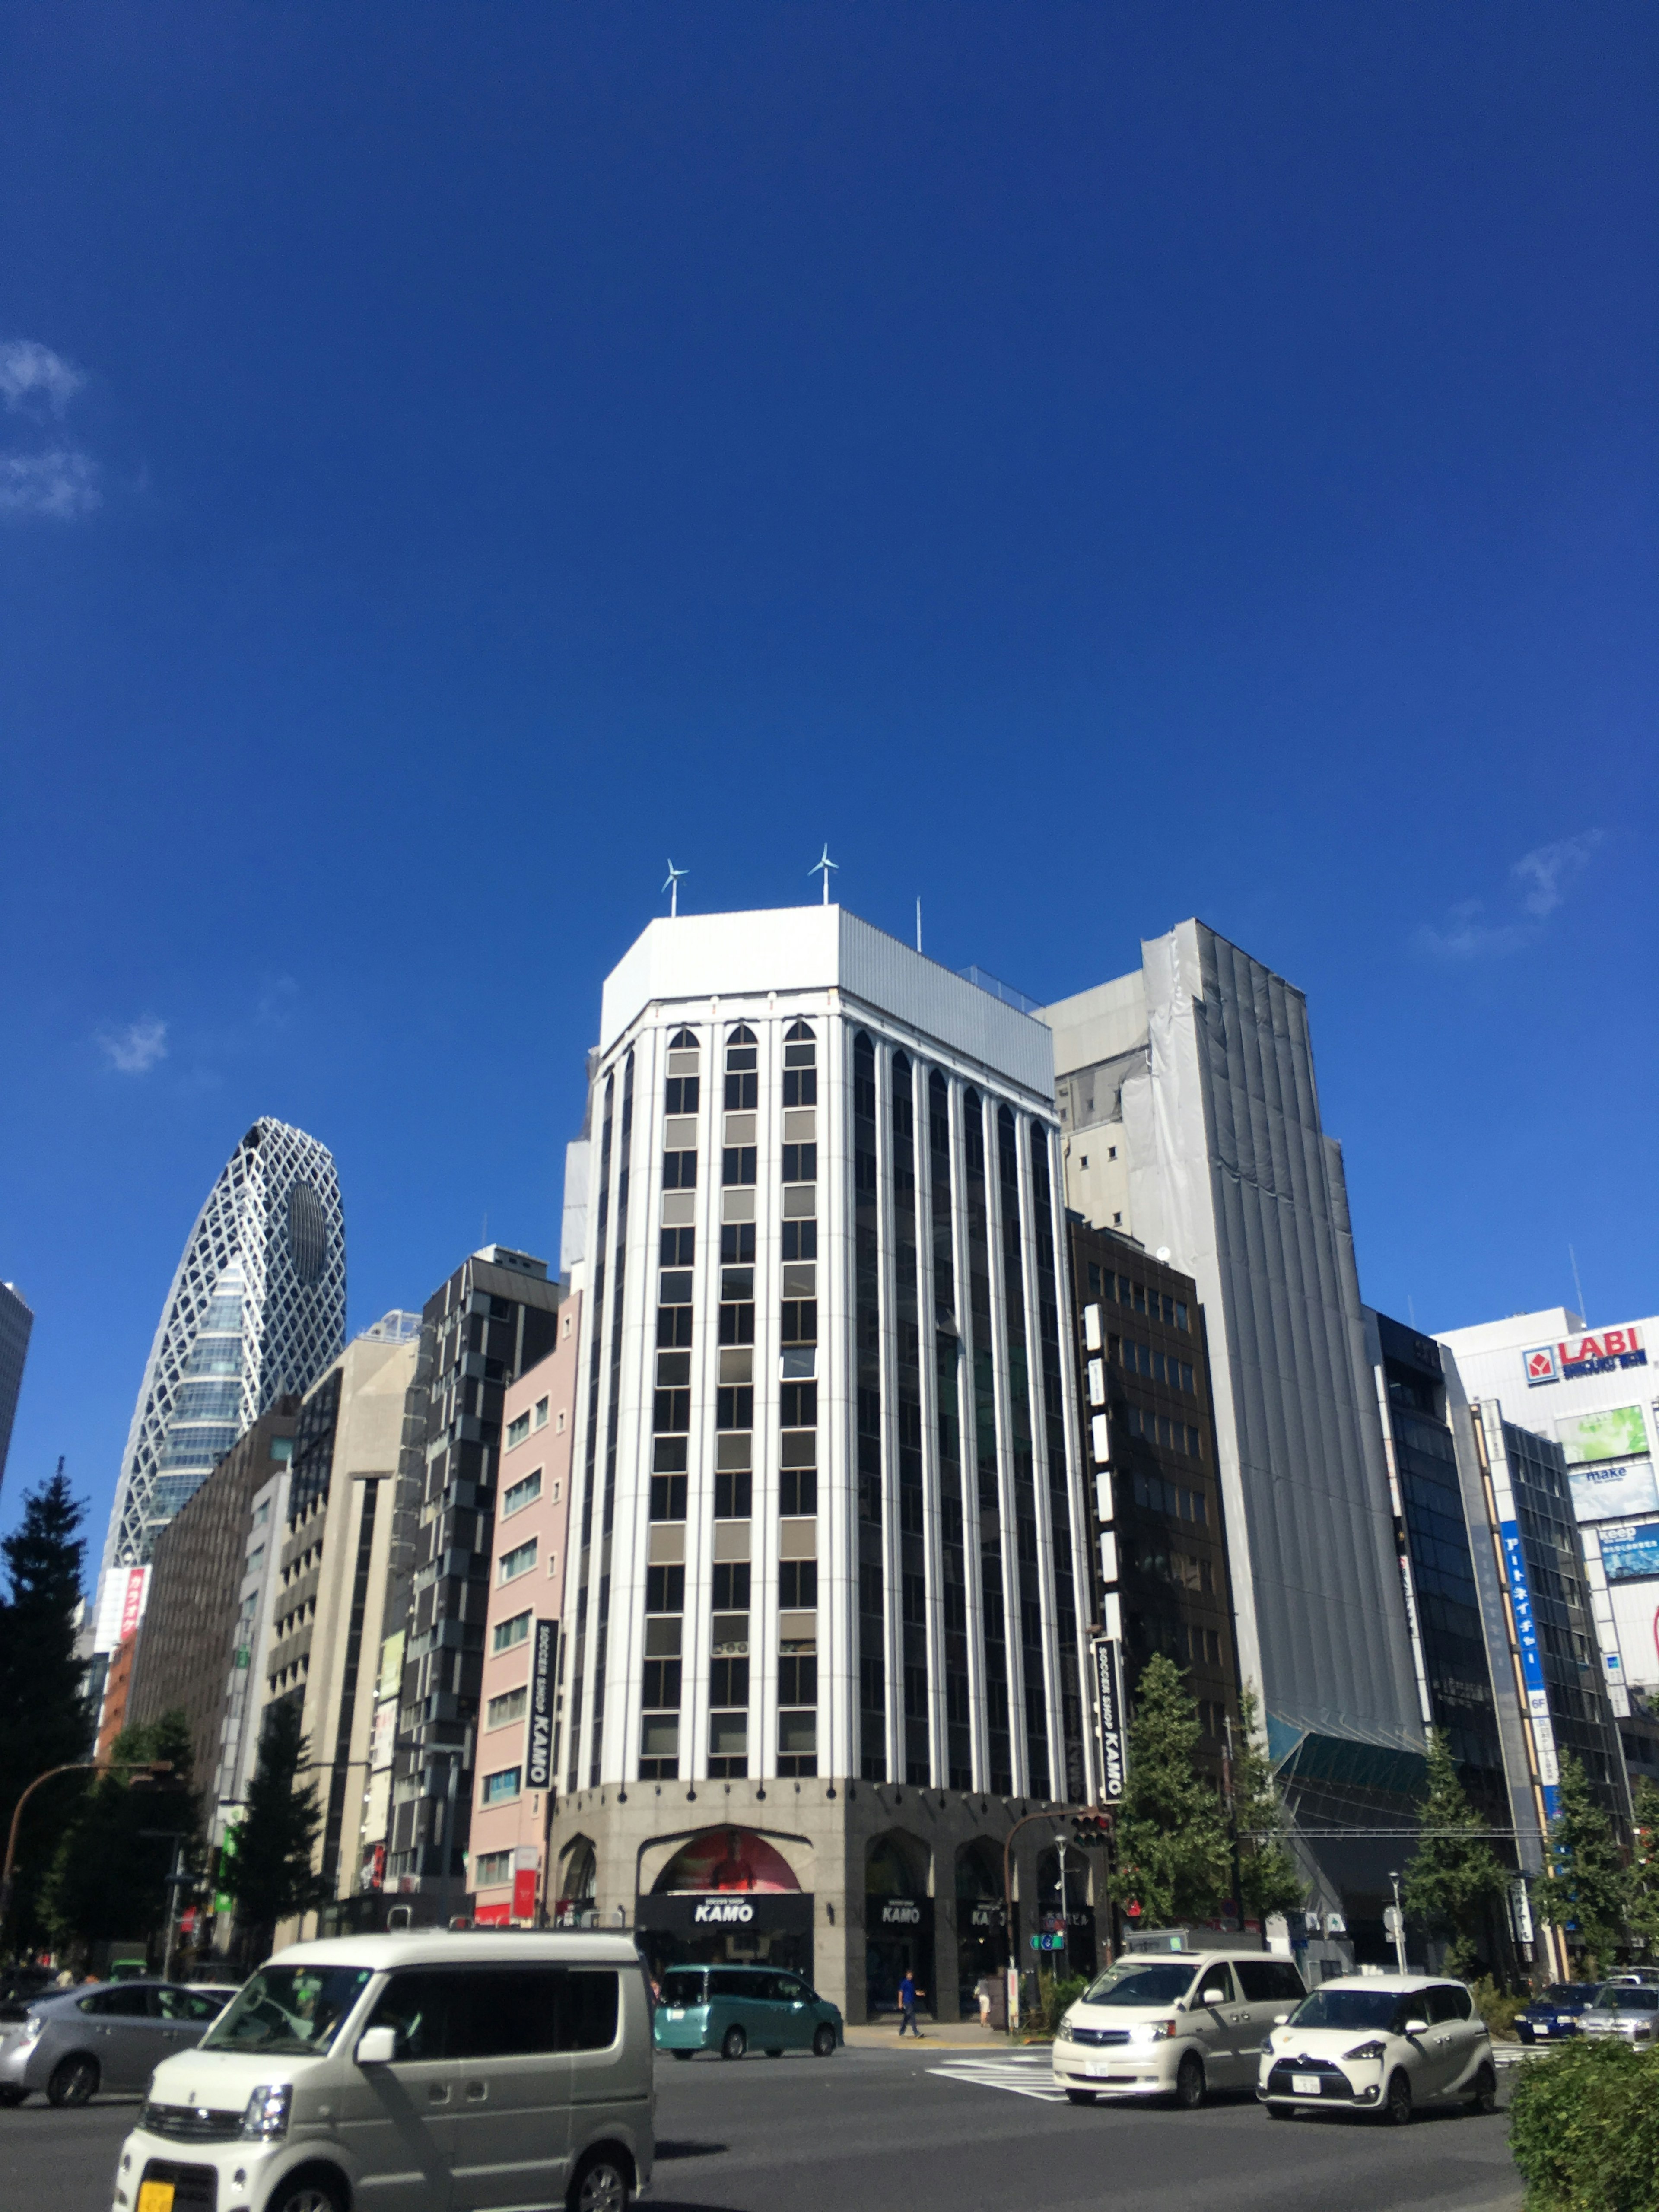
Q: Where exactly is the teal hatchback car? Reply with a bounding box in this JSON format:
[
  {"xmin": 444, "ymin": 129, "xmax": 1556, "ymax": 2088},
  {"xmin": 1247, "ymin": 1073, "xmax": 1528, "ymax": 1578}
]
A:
[{"xmin": 654, "ymin": 1964, "xmax": 843, "ymax": 2060}]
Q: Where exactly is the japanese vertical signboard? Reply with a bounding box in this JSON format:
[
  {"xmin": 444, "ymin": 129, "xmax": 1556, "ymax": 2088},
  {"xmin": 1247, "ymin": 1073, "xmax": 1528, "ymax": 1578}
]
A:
[
  {"xmin": 526, "ymin": 1619, "xmax": 557, "ymax": 1791},
  {"xmin": 1093, "ymin": 1636, "xmax": 1126, "ymax": 1801},
  {"xmin": 1499, "ymin": 1521, "xmax": 1560, "ymax": 1818}
]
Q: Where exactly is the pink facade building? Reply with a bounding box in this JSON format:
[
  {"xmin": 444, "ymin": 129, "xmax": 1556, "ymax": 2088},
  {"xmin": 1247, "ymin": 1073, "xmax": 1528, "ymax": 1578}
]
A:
[{"xmin": 470, "ymin": 1294, "xmax": 580, "ymax": 1925}]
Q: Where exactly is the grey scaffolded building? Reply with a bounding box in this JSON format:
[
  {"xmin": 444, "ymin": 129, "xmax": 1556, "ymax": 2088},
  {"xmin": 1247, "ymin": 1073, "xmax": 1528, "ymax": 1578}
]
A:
[
  {"xmin": 1040, "ymin": 922, "xmax": 1424, "ymax": 1922},
  {"xmin": 100, "ymin": 1119, "xmax": 346, "ymax": 1584},
  {"xmin": 0, "ymin": 1281, "xmax": 32, "ymax": 1499}
]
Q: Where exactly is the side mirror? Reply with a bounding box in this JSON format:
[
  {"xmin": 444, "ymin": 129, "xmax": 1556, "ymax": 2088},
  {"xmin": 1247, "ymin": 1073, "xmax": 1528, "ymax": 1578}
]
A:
[
  {"xmin": 356, "ymin": 2026, "xmax": 398, "ymax": 2066},
  {"xmin": 1272, "ymin": 2013, "xmax": 1290, "ymax": 2025},
  {"xmin": 1404, "ymin": 2018, "xmax": 1429, "ymax": 2037}
]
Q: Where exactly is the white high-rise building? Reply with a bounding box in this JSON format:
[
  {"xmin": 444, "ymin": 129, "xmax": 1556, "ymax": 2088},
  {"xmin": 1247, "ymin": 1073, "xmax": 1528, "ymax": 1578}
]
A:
[
  {"xmin": 100, "ymin": 1119, "xmax": 346, "ymax": 1598},
  {"xmin": 550, "ymin": 906, "xmax": 1097, "ymax": 2022}
]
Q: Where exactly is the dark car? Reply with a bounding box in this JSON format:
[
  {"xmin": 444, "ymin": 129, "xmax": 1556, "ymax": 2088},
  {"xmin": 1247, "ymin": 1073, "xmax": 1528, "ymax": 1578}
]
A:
[{"xmin": 1515, "ymin": 1983, "xmax": 1602, "ymax": 2044}]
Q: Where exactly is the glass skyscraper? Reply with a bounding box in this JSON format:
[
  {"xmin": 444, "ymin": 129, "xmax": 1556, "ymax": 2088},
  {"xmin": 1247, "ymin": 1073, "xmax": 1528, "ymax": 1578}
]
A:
[{"xmin": 100, "ymin": 1118, "xmax": 346, "ymax": 1578}]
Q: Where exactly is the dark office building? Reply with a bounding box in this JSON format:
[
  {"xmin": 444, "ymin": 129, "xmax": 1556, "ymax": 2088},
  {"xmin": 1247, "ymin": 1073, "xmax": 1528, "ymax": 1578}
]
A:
[
  {"xmin": 126, "ymin": 1402, "xmax": 299, "ymax": 1807},
  {"xmin": 1364, "ymin": 1310, "xmax": 1510, "ymax": 1831},
  {"xmin": 1068, "ymin": 1220, "xmax": 1238, "ymax": 1791},
  {"xmin": 383, "ymin": 1247, "xmax": 562, "ymax": 1913}
]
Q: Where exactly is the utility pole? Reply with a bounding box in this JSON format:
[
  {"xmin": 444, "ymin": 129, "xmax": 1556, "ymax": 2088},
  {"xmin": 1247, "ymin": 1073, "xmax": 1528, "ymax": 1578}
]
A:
[{"xmin": 1387, "ymin": 1868, "xmax": 1408, "ymax": 1974}]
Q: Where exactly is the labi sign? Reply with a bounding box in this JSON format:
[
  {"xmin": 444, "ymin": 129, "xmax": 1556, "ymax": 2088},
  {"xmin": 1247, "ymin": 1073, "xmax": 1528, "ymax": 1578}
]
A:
[{"xmin": 1525, "ymin": 1325, "xmax": 1646, "ymax": 1387}]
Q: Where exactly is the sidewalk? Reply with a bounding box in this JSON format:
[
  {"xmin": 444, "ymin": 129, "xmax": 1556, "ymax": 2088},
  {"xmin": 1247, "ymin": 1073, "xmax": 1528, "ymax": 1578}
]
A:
[{"xmin": 845, "ymin": 2019, "xmax": 1039, "ymax": 2050}]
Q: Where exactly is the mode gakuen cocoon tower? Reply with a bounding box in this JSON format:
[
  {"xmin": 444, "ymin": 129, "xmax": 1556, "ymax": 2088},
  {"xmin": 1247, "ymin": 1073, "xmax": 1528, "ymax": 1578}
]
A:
[{"xmin": 557, "ymin": 903, "xmax": 1095, "ymax": 1808}]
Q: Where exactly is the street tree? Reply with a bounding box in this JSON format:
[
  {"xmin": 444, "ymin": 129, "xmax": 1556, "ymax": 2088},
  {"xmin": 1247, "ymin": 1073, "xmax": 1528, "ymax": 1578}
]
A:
[
  {"xmin": 1402, "ymin": 1729, "xmax": 1508, "ymax": 1977},
  {"xmin": 221, "ymin": 1701, "xmax": 328, "ymax": 1961},
  {"xmin": 1535, "ymin": 1751, "xmax": 1629, "ymax": 1977},
  {"xmin": 1108, "ymin": 1652, "xmax": 1231, "ymax": 1929},
  {"xmin": 0, "ymin": 1462, "xmax": 90, "ymax": 1953},
  {"xmin": 44, "ymin": 1711, "xmax": 198, "ymax": 1951},
  {"xmin": 1627, "ymin": 1777, "xmax": 1659, "ymax": 1961},
  {"xmin": 1231, "ymin": 1687, "xmax": 1305, "ymax": 1923}
]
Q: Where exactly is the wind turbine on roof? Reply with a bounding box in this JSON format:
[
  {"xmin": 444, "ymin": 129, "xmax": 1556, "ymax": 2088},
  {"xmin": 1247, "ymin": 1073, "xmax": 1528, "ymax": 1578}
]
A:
[
  {"xmin": 810, "ymin": 844, "xmax": 838, "ymax": 906},
  {"xmin": 662, "ymin": 860, "xmax": 687, "ymax": 918}
]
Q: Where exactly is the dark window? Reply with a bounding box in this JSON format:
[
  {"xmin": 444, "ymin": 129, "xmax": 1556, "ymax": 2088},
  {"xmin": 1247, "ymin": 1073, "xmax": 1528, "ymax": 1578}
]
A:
[
  {"xmin": 652, "ymin": 1436, "xmax": 688, "ymax": 1474},
  {"xmin": 649, "ymin": 1474, "xmax": 687, "ymax": 1521},
  {"xmin": 712, "ymin": 1561, "xmax": 752, "ymax": 1609},
  {"xmin": 719, "ymin": 1302, "xmax": 756, "ymax": 1345},
  {"xmin": 778, "ymin": 1653, "xmax": 817, "ymax": 1703},
  {"xmin": 779, "ymin": 1559, "xmax": 818, "ymax": 1608},
  {"xmin": 721, "ymin": 1267, "xmax": 754, "ymax": 1299},
  {"xmin": 653, "ymin": 1389, "xmax": 690, "ymax": 1433},
  {"xmin": 642, "ymin": 1659, "xmax": 682, "ymax": 1706},
  {"xmin": 365, "ymin": 1971, "xmax": 453, "ymax": 2060},
  {"xmin": 710, "ymin": 1656, "xmax": 749, "ymax": 1704},
  {"xmin": 662, "ymin": 1150, "xmax": 698, "ymax": 1189},
  {"xmin": 721, "ymin": 1222, "xmax": 756, "ymax": 1263},
  {"xmin": 714, "ymin": 1467, "xmax": 753, "ymax": 1518},
  {"xmin": 658, "ymin": 1270, "xmax": 693, "ymax": 1304},
  {"xmin": 1087, "ymin": 1262, "xmax": 1102, "ymax": 1297},
  {"xmin": 560, "ymin": 1972, "xmax": 620, "ymax": 2051},
  {"xmin": 716, "ymin": 1386, "xmax": 754, "ymax": 1430},
  {"xmin": 660, "ymin": 1227, "xmax": 695, "ymax": 1265},
  {"xmin": 780, "ymin": 1300, "xmax": 817, "ymax": 1345},
  {"xmin": 780, "ymin": 1382, "xmax": 817, "ymax": 1428},
  {"xmin": 782, "ymin": 1067, "xmax": 817, "ymax": 1106},
  {"xmin": 724, "ymin": 1071, "xmax": 759, "ymax": 1109},
  {"xmin": 779, "ymin": 1465, "xmax": 817, "ymax": 1516},
  {"xmin": 781, "ymin": 1220, "xmax": 817, "ymax": 1261},
  {"xmin": 1428, "ymin": 1984, "xmax": 1472, "ymax": 2023},
  {"xmin": 664, "ymin": 1077, "xmax": 699, "ymax": 1114},
  {"xmin": 722, "ymin": 1147, "xmax": 757, "ymax": 1186},
  {"xmin": 657, "ymin": 1305, "xmax": 692, "ymax": 1348},
  {"xmin": 782, "ymin": 1144, "xmax": 817, "ymax": 1184},
  {"xmin": 645, "ymin": 1565, "xmax": 685, "ymax": 1612},
  {"xmin": 83, "ymin": 1986, "xmax": 150, "ymax": 2018}
]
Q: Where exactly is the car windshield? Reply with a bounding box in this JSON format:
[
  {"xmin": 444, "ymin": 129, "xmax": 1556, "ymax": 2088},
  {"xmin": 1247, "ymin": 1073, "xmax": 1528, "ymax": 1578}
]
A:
[
  {"xmin": 1080, "ymin": 1962, "xmax": 1197, "ymax": 2009},
  {"xmin": 660, "ymin": 1971, "xmax": 706, "ymax": 2008},
  {"xmin": 1601, "ymin": 1990, "xmax": 1659, "ymax": 2014},
  {"xmin": 1540, "ymin": 1985, "xmax": 1592, "ymax": 2007},
  {"xmin": 1287, "ymin": 1989, "xmax": 1408, "ymax": 2033},
  {"xmin": 200, "ymin": 1966, "xmax": 372, "ymax": 2057}
]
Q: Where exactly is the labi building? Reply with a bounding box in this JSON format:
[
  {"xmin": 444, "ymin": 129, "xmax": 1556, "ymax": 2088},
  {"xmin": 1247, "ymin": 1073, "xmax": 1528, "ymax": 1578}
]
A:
[{"xmin": 548, "ymin": 907, "xmax": 1103, "ymax": 2021}]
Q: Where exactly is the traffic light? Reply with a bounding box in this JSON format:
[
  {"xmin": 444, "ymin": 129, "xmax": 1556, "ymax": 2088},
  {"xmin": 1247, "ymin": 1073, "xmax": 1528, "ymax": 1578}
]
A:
[{"xmin": 1071, "ymin": 1811, "xmax": 1113, "ymax": 1843}]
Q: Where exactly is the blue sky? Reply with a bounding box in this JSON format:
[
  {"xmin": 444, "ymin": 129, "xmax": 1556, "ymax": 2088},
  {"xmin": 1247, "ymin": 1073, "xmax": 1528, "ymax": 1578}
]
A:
[{"xmin": 2, "ymin": 5, "xmax": 1654, "ymax": 1553}]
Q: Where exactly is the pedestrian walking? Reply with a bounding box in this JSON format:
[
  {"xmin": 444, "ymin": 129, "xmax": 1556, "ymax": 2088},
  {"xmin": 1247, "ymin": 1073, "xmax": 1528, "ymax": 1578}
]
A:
[{"xmin": 898, "ymin": 1967, "xmax": 923, "ymax": 2037}]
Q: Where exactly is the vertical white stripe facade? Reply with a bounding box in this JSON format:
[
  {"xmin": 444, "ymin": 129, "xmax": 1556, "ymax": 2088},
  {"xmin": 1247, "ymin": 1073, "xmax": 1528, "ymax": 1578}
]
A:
[{"xmin": 561, "ymin": 910, "xmax": 1094, "ymax": 1799}]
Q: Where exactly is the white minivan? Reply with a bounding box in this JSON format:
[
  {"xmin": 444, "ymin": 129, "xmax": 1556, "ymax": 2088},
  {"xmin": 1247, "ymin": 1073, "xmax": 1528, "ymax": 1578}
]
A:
[
  {"xmin": 1052, "ymin": 1950, "xmax": 1308, "ymax": 2107},
  {"xmin": 110, "ymin": 1932, "xmax": 653, "ymax": 2212}
]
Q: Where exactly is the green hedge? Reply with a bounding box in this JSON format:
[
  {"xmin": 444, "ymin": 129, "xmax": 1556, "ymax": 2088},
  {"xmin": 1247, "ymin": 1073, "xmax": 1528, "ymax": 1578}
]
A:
[{"xmin": 1509, "ymin": 2040, "xmax": 1659, "ymax": 2212}]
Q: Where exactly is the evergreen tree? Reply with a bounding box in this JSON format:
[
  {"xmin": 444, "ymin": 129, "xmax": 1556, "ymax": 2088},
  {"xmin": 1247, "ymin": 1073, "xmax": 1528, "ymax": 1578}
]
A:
[
  {"xmin": 1401, "ymin": 1729, "xmax": 1508, "ymax": 1977},
  {"xmin": 0, "ymin": 1463, "xmax": 90, "ymax": 1954},
  {"xmin": 1535, "ymin": 1751, "xmax": 1629, "ymax": 1978},
  {"xmin": 45, "ymin": 1711, "xmax": 199, "ymax": 1951},
  {"xmin": 1625, "ymin": 1776, "xmax": 1659, "ymax": 1961},
  {"xmin": 1107, "ymin": 1653, "xmax": 1231, "ymax": 1928},
  {"xmin": 1231, "ymin": 1687, "xmax": 1306, "ymax": 1923},
  {"xmin": 221, "ymin": 1701, "xmax": 327, "ymax": 1961}
]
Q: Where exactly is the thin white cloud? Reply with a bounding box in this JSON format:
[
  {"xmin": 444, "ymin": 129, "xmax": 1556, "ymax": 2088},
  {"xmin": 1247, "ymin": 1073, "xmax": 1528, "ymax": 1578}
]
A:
[
  {"xmin": 0, "ymin": 449, "xmax": 100, "ymax": 519},
  {"xmin": 0, "ymin": 339, "xmax": 85, "ymax": 418},
  {"xmin": 99, "ymin": 1017, "xmax": 169, "ymax": 1075},
  {"xmin": 1512, "ymin": 830, "xmax": 1603, "ymax": 918},
  {"xmin": 1416, "ymin": 828, "xmax": 1605, "ymax": 961}
]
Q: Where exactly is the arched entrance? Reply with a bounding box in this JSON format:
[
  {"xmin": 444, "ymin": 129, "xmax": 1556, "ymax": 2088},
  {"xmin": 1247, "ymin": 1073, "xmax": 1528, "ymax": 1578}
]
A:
[
  {"xmin": 1035, "ymin": 1844, "xmax": 1097, "ymax": 1982},
  {"xmin": 554, "ymin": 1837, "xmax": 597, "ymax": 1927},
  {"xmin": 865, "ymin": 1833, "xmax": 933, "ymax": 2019},
  {"xmin": 634, "ymin": 1827, "xmax": 814, "ymax": 1985},
  {"xmin": 955, "ymin": 1839, "xmax": 1008, "ymax": 2018}
]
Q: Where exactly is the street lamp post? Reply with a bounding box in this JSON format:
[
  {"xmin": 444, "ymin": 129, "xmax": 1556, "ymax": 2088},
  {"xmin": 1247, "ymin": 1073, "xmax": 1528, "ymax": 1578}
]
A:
[
  {"xmin": 0, "ymin": 1760, "xmax": 174, "ymax": 1924},
  {"xmin": 1387, "ymin": 1869, "xmax": 1408, "ymax": 1974}
]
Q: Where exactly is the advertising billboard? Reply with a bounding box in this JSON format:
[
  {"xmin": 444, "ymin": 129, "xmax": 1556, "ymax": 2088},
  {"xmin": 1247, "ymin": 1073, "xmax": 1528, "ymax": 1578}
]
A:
[
  {"xmin": 1524, "ymin": 1325, "xmax": 1647, "ymax": 1388},
  {"xmin": 1557, "ymin": 1405, "xmax": 1650, "ymax": 1465},
  {"xmin": 1568, "ymin": 1458, "xmax": 1659, "ymax": 1526},
  {"xmin": 1599, "ymin": 1524, "xmax": 1659, "ymax": 1584},
  {"xmin": 94, "ymin": 1564, "xmax": 151, "ymax": 1654}
]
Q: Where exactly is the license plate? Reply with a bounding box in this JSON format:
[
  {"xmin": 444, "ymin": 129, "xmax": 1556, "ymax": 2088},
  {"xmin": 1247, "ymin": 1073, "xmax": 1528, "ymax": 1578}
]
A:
[
  {"xmin": 1535, "ymin": 2026, "xmax": 1550, "ymax": 2037},
  {"xmin": 1086, "ymin": 2064, "xmax": 1111, "ymax": 2078},
  {"xmin": 1291, "ymin": 2074, "xmax": 1322, "ymax": 2095},
  {"xmin": 667, "ymin": 2008, "xmax": 683, "ymax": 2019},
  {"xmin": 137, "ymin": 2185, "xmax": 175, "ymax": 2212}
]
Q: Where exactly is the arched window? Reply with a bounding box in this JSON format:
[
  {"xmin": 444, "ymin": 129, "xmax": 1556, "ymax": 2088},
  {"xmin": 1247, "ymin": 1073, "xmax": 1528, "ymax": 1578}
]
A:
[
  {"xmin": 726, "ymin": 1023, "xmax": 757, "ymax": 1045},
  {"xmin": 784, "ymin": 1020, "xmax": 816, "ymax": 1105},
  {"xmin": 784, "ymin": 1019, "xmax": 815, "ymax": 1042},
  {"xmin": 651, "ymin": 1827, "xmax": 802, "ymax": 1894},
  {"xmin": 725, "ymin": 1025, "xmax": 758, "ymax": 1106},
  {"xmin": 668, "ymin": 1027, "xmax": 699, "ymax": 1052}
]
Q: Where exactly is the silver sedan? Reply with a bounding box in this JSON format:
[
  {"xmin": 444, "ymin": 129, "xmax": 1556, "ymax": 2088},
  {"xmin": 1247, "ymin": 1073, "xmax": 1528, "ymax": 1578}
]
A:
[
  {"xmin": 0, "ymin": 1980, "xmax": 237, "ymax": 2107},
  {"xmin": 1579, "ymin": 1986, "xmax": 1659, "ymax": 2048}
]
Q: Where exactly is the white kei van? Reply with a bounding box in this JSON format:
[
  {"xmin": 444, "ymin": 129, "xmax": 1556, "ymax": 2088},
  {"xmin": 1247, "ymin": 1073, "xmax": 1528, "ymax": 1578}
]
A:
[{"xmin": 110, "ymin": 1932, "xmax": 653, "ymax": 2212}]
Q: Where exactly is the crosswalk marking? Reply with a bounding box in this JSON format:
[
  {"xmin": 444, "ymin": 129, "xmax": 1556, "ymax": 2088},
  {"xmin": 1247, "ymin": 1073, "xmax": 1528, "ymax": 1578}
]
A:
[{"xmin": 927, "ymin": 2052, "xmax": 1070, "ymax": 2102}]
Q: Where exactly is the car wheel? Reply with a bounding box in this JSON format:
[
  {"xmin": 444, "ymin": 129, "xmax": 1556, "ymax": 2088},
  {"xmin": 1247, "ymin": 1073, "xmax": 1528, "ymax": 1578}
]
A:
[
  {"xmin": 670, "ymin": 2049, "xmax": 695, "ymax": 2061},
  {"xmin": 1065, "ymin": 2088, "xmax": 1097, "ymax": 2104},
  {"xmin": 811, "ymin": 2024, "xmax": 836, "ymax": 2058},
  {"xmin": 720, "ymin": 2024, "xmax": 747, "ymax": 2061},
  {"xmin": 1382, "ymin": 2070, "xmax": 1412, "ymax": 2126},
  {"xmin": 569, "ymin": 2150, "xmax": 632, "ymax": 2212},
  {"xmin": 266, "ymin": 2177, "xmax": 346, "ymax": 2212},
  {"xmin": 1175, "ymin": 2054, "xmax": 1205, "ymax": 2110},
  {"xmin": 1466, "ymin": 2063, "xmax": 1497, "ymax": 2116},
  {"xmin": 47, "ymin": 2054, "xmax": 99, "ymax": 2108}
]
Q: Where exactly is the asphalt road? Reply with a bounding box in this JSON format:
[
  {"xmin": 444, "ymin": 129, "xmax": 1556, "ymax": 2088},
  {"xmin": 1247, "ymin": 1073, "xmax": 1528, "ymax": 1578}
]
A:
[{"xmin": 1, "ymin": 2046, "xmax": 1524, "ymax": 2212}]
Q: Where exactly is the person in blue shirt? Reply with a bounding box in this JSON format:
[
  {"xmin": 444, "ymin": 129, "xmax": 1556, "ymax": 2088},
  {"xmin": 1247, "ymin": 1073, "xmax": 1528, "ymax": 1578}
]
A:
[{"xmin": 898, "ymin": 1968, "xmax": 923, "ymax": 2037}]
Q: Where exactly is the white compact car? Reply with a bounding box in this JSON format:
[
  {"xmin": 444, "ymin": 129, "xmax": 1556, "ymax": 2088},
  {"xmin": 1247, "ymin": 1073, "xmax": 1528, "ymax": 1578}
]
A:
[
  {"xmin": 110, "ymin": 1932, "xmax": 654, "ymax": 2212},
  {"xmin": 1052, "ymin": 1951, "xmax": 1308, "ymax": 2107},
  {"xmin": 1258, "ymin": 1974, "xmax": 1496, "ymax": 2124}
]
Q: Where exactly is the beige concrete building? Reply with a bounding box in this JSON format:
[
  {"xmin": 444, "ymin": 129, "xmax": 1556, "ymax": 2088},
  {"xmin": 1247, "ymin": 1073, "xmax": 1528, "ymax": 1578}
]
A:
[{"xmin": 470, "ymin": 1303, "xmax": 582, "ymax": 1923}]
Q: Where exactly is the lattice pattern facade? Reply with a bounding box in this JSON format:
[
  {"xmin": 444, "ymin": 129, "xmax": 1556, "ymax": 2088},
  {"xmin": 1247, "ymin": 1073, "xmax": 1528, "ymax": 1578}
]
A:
[{"xmin": 102, "ymin": 1118, "xmax": 346, "ymax": 1574}]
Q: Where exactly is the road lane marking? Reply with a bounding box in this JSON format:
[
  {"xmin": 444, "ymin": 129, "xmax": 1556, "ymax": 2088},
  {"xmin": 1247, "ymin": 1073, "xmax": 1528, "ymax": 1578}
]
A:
[{"xmin": 927, "ymin": 2053, "xmax": 1070, "ymax": 2102}]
